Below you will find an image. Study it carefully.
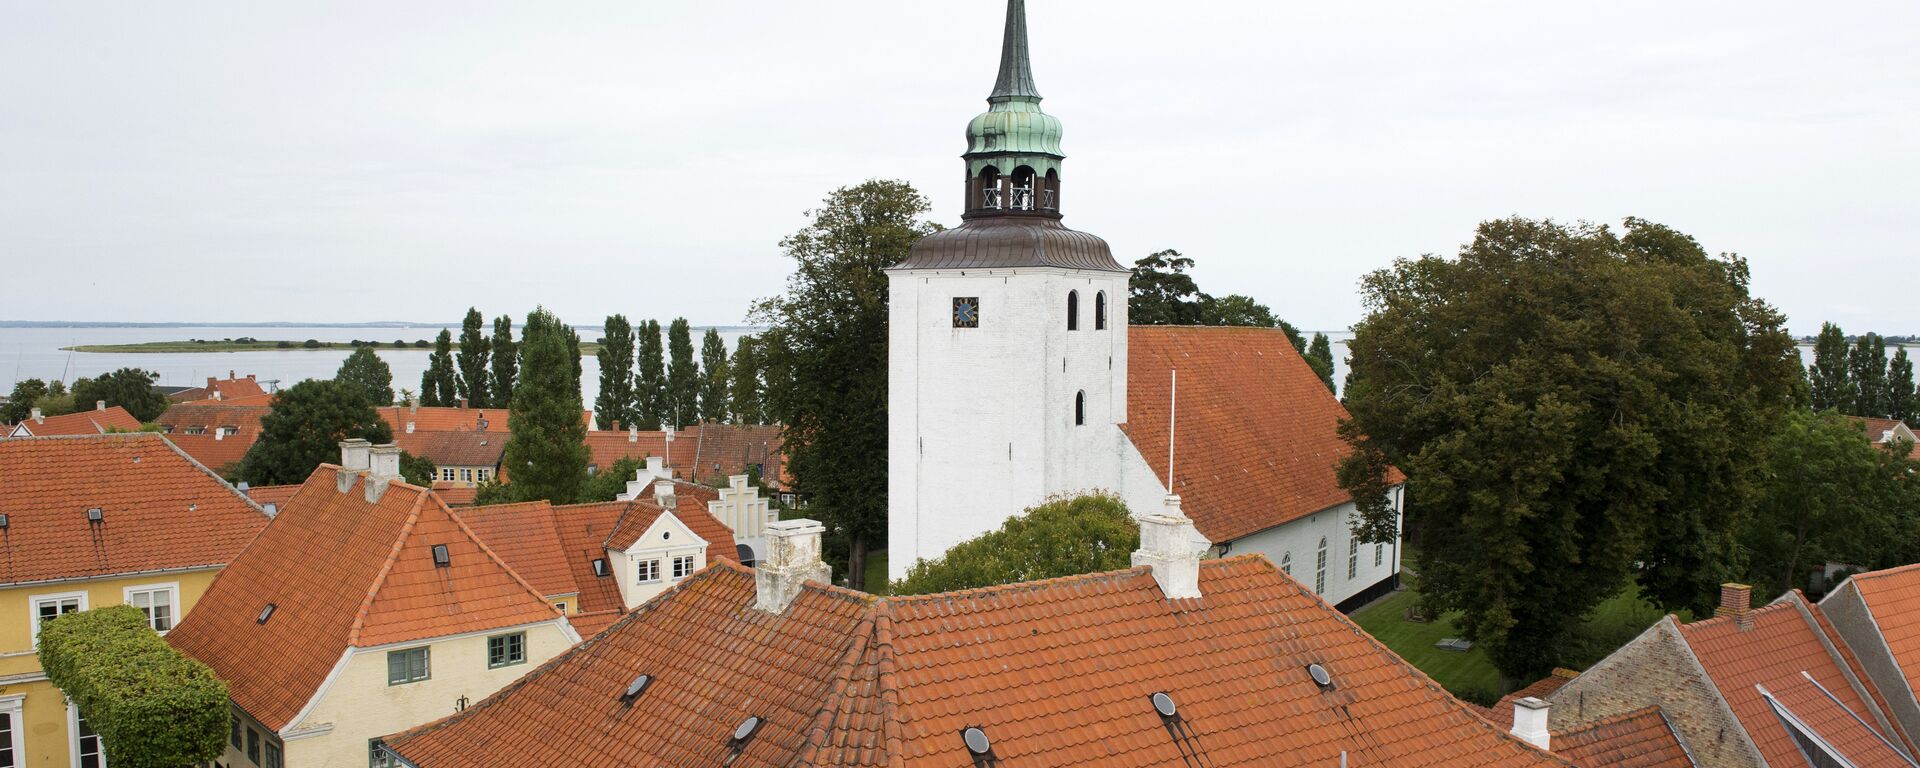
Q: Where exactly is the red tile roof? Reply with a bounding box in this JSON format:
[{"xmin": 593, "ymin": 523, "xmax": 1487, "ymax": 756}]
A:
[
  {"xmin": 155, "ymin": 403, "xmax": 272, "ymax": 471},
  {"xmin": 459, "ymin": 502, "xmax": 579, "ymax": 600},
  {"xmin": 584, "ymin": 423, "xmax": 786, "ymax": 487},
  {"xmin": 385, "ymin": 556, "xmax": 1568, "ymax": 768},
  {"xmin": 166, "ymin": 467, "xmax": 563, "ymax": 731},
  {"xmin": 8, "ymin": 406, "xmax": 144, "ymax": 437},
  {"xmin": 176, "ymin": 393, "xmax": 276, "ymax": 407},
  {"xmin": 244, "ymin": 484, "xmax": 301, "ymax": 509},
  {"xmin": 168, "ymin": 374, "xmax": 267, "ymax": 403},
  {"xmin": 1476, "ymin": 670, "xmax": 1578, "ymax": 729},
  {"xmin": 1125, "ymin": 326, "xmax": 1404, "ymax": 542},
  {"xmin": 0, "ymin": 433, "xmax": 268, "ymax": 585},
  {"xmin": 1841, "ymin": 562, "xmax": 1920, "ymax": 715},
  {"xmin": 394, "ymin": 430, "xmax": 505, "ymax": 468},
  {"xmin": 1551, "ymin": 707, "xmax": 1694, "ymax": 768}
]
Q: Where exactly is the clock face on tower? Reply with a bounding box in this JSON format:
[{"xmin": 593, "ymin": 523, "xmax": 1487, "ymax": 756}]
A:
[{"xmin": 952, "ymin": 297, "xmax": 980, "ymax": 328}]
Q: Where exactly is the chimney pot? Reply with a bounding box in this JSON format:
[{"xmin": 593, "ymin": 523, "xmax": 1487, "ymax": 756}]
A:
[
  {"xmin": 339, "ymin": 438, "xmax": 373, "ymax": 472},
  {"xmin": 207, "ymin": 377, "xmax": 217, "ymax": 389},
  {"xmin": 228, "ymin": 370, "xmax": 235, "ymax": 379},
  {"xmin": 654, "ymin": 480, "xmax": 677, "ymax": 510},
  {"xmin": 96, "ymin": 400, "xmax": 106, "ymax": 411},
  {"xmin": 365, "ymin": 444, "xmax": 403, "ymax": 503},
  {"xmin": 1510, "ymin": 697, "xmax": 1551, "ymax": 750},
  {"xmin": 247, "ymin": 374, "xmax": 256, "ymax": 381},
  {"xmin": 1131, "ymin": 495, "xmax": 1206, "ymax": 599},
  {"xmin": 30, "ymin": 407, "xmax": 43, "ymax": 423},
  {"xmin": 1716, "ymin": 583, "xmax": 1754, "ymax": 629},
  {"xmin": 459, "ymin": 398, "xmax": 469, "ymax": 409},
  {"xmin": 755, "ymin": 519, "xmax": 831, "ymax": 613}
]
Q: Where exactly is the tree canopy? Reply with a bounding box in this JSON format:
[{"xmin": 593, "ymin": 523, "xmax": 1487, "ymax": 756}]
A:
[
  {"xmin": 1337, "ymin": 216, "xmax": 1801, "ymax": 679},
  {"xmin": 420, "ymin": 330, "xmax": 458, "ymax": 407},
  {"xmin": 595, "ymin": 315, "xmax": 637, "ymax": 430},
  {"xmin": 71, "ymin": 368, "xmax": 170, "ymax": 422},
  {"xmin": 237, "ymin": 379, "xmax": 394, "ymax": 485},
  {"xmin": 700, "ymin": 328, "xmax": 731, "ymax": 423},
  {"xmin": 891, "ymin": 494, "xmax": 1140, "ymax": 596},
  {"xmin": 1129, "ymin": 250, "xmax": 1313, "ymax": 355},
  {"xmin": 456, "ymin": 307, "xmax": 492, "ymax": 408},
  {"xmin": 729, "ymin": 336, "xmax": 764, "ymax": 425},
  {"xmin": 1741, "ymin": 410, "xmax": 1914, "ymax": 598},
  {"xmin": 1, "ymin": 378, "xmax": 61, "ymax": 422},
  {"xmin": 635, "ymin": 319, "xmax": 667, "ymax": 429},
  {"xmin": 336, "ymin": 347, "xmax": 395, "ymax": 406},
  {"xmin": 490, "ymin": 314, "xmax": 518, "ymax": 409},
  {"xmin": 40, "ymin": 606, "xmax": 228, "ymax": 768},
  {"xmin": 666, "ymin": 318, "xmax": 699, "ymax": 428},
  {"xmin": 499, "ymin": 308, "xmax": 590, "ymax": 504}
]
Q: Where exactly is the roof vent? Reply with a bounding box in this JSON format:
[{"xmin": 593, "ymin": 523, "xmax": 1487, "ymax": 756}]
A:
[
  {"xmin": 724, "ymin": 715, "xmax": 764, "ymax": 765},
  {"xmin": 592, "ymin": 558, "xmax": 608, "ymax": 577},
  {"xmin": 620, "ymin": 674, "xmax": 653, "ymax": 705},
  {"xmin": 962, "ymin": 726, "xmax": 992, "ymax": 755},
  {"xmin": 257, "ymin": 603, "xmax": 277, "ymax": 624},
  {"xmin": 1150, "ymin": 691, "xmax": 1207, "ymax": 763},
  {"xmin": 1151, "ymin": 692, "xmax": 1177, "ymax": 718},
  {"xmin": 431, "ymin": 544, "xmax": 451, "ymax": 568},
  {"xmin": 86, "ymin": 507, "xmax": 104, "ymax": 523},
  {"xmin": 1308, "ymin": 663, "xmax": 1334, "ymax": 691},
  {"xmin": 0, "ymin": 514, "xmax": 9, "ymax": 529}
]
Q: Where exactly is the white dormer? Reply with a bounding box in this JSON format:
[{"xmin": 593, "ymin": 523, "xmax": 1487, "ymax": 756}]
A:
[
  {"xmin": 709, "ymin": 475, "xmax": 776, "ymax": 566},
  {"xmin": 606, "ymin": 511, "xmax": 709, "ymax": 609}
]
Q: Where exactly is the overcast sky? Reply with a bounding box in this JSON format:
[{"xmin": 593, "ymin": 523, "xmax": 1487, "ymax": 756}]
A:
[{"xmin": 2, "ymin": 1, "xmax": 1914, "ymax": 335}]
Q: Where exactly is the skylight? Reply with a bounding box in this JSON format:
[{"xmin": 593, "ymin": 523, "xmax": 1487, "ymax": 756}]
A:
[
  {"xmin": 723, "ymin": 715, "xmax": 764, "ymax": 766},
  {"xmin": 431, "ymin": 544, "xmax": 451, "ymax": 568},
  {"xmin": 620, "ymin": 674, "xmax": 653, "ymax": 705},
  {"xmin": 257, "ymin": 603, "xmax": 277, "ymax": 624},
  {"xmin": 1308, "ymin": 663, "xmax": 1335, "ymax": 691}
]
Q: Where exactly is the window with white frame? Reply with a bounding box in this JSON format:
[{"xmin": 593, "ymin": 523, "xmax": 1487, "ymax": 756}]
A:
[
  {"xmin": 1348, "ymin": 539, "xmax": 1359, "ymax": 580},
  {"xmin": 370, "ymin": 742, "xmax": 405, "ymax": 768},
  {"xmin": 125, "ymin": 583, "xmax": 179, "ymax": 632},
  {"xmin": 476, "ymin": 468, "xmax": 491, "ymax": 482},
  {"xmin": 1280, "ymin": 552, "xmax": 1292, "ymax": 576},
  {"xmin": 72, "ymin": 706, "xmax": 104, "ymax": 768},
  {"xmin": 460, "ymin": 468, "xmax": 473, "ymax": 483},
  {"xmin": 1375, "ymin": 543, "xmax": 1384, "ymax": 568},
  {"xmin": 386, "ymin": 647, "xmax": 430, "ymax": 685},
  {"xmin": 30, "ymin": 592, "xmax": 86, "ymax": 647},
  {"xmin": 439, "ymin": 467, "xmax": 456, "ymax": 482},
  {"xmin": 487, "ymin": 632, "xmax": 525, "ymax": 669},
  {"xmin": 636, "ymin": 559, "xmax": 661, "ymax": 584},
  {"xmin": 1315, "ymin": 538, "xmax": 1328, "ymax": 595},
  {"xmin": 0, "ymin": 695, "xmax": 22, "ymax": 768},
  {"xmin": 671, "ymin": 555, "xmax": 696, "ymax": 580}
]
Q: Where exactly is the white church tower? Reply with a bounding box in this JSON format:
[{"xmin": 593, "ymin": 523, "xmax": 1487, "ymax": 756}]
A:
[{"xmin": 887, "ymin": 0, "xmax": 1135, "ymax": 579}]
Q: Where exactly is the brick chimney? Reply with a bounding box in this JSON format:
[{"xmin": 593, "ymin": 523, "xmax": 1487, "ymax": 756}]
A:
[
  {"xmin": 755, "ymin": 519, "xmax": 831, "ymax": 613},
  {"xmin": 1131, "ymin": 495, "xmax": 1204, "ymax": 599},
  {"xmin": 337, "ymin": 439, "xmax": 372, "ymax": 493},
  {"xmin": 366, "ymin": 444, "xmax": 403, "ymax": 503},
  {"xmin": 1511, "ymin": 697, "xmax": 1550, "ymax": 750},
  {"xmin": 1716, "ymin": 583, "xmax": 1754, "ymax": 630}
]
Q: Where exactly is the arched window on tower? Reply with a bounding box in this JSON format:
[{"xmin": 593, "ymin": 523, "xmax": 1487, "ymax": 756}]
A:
[
  {"xmin": 1094, "ymin": 291, "xmax": 1107, "ymax": 330},
  {"xmin": 1011, "ymin": 166, "xmax": 1037, "ymax": 211},
  {"xmin": 1074, "ymin": 391, "xmax": 1085, "ymax": 426},
  {"xmin": 975, "ymin": 166, "xmax": 1002, "ymax": 211},
  {"xmin": 1067, "ymin": 290, "xmax": 1079, "ymax": 331}
]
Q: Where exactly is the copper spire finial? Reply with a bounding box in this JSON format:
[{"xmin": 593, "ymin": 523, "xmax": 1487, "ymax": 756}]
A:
[{"xmin": 990, "ymin": 0, "xmax": 1041, "ymax": 101}]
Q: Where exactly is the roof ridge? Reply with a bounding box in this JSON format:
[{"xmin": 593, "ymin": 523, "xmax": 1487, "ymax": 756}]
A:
[
  {"xmin": 878, "ymin": 564, "xmax": 1153, "ymax": 603},
  {"xmin": 794, "ymin": 608, "xmax": 882, "ymax": 767},
  {"xmin": 438, "ymin": 494, "xmax": 567, "ymax": 624},
  {"xmin": 347, "ymin": 483, "xmax": 428, "ymax": 647},
  {"xmin": 1848, "ymin": 561, "xmax": 1920, "ymax": 584},
  {"xmin": 872, "ymin": 601, "xmax": 907, "ymax": 768},
  {"xmin": 151, "ymin": 431, "xmax": 271, "ymax": 519}
]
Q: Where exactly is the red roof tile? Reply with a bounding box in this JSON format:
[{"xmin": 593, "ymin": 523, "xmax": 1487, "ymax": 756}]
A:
[
  {"xmin": 244, "ymin": 484, "xmax": 301, "ymax": 509},
  {"xmin": 166, "ymin": 468, "xmax": 562, "ymax": 730},
  {"xmin": 176, "ymin": 393, "xmax": 276, "ymax": 407},
  {"xmin": 0, "ymin": 433, "xmax": 268, "ymax": 584},
  {"xmin": 1842, "ymin": 563, "xmax": 1920, "ymax": 716},
  {"xmin": 1551, "ymin": 707, "xmax": 1694, "ymax": 768},
  {"xmin": 584, "ymin": 423, "xmax": 786, "ymax": 487},
  {"xmin": 1481, "ymin": 670, "xmax": 1578, "ymax": 729},
  {"xmin": 393, "ymin": 429, "xmax": 505, "ymax": 468},
  {"xmin": 7, "ymin": 406, "xmax": 144, "ymax": 437},
  {"xmin": 168, "ymin": 374, "xmax": 267, "ymax": 404},
  {"xmin": 154, "ymin": 403, "xmax": 273, "ymax": 472},
  {"xmin": 386, "ymin": 556, "xmax": 1568, "ymax": 768},
  {"xmin": 459, "ymin": 502, "xmax": 579, "ymax": 600},
  {"xmin": 1125, "ymin": 326, "xmax": 1404, "ymax": 542}
]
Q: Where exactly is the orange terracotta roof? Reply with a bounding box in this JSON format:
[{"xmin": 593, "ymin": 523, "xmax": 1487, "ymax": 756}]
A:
[
  {"xmin": 547, "ymin": 501, "xmax": 634, "ymax": 631},
  {"xmin": 176, "ymin": 393, "xmax": 276, "ymax": 407},
  {"xmin": 244, "ymin": 484, "xmax": 301, "ymax": 509},
  {"xmin": 1482, "ymin": 670, "xmax": 1578, "ymax": 728},
  {"xmin": 1853, "ymin": 417, "xmax": 1920, "ymax": 459},
  {"xmin": 430, "ymin": 484, "xmax": 478, "ymax": 506},
  {"xmin": 379, "ymin": 406, "xmax": 506, "ymax": 434},
  {"xmin": 1551, "ymin": 707, "xmax": 1694, "ymax": 768},
  {"xmin": 0, "ymin": 433, "xmax": 268, "ymax": 585},
  {"xmin": 459, "ymin": 502, "xmax": 579, "ymax": 600},
  {"xmin": 8, "ymin": 406, "xmax": 144, "ymax": 437},
  {"xmin": 168, "ymin": 374, "xmax": 267, "ymax": 404},
  {"xmin": 1842, "ymin": 563, "xmax": 1920, "ymax": 715},
  {"xmin": 584, "ymin": 423, "xmax": 786, "ymax": 487},
  {"xmin": 394, "ymin": 430, "xmax": 505, "ymax": 468},
  {"xmin": 385, "ymin": 556, "xmax": 1568, "ymax": 768},
  {"xmin": 1679, "ymin": 596, "xmax": 1906, "ymax": 768},
  {"xmin": 604, "ymin": 482, "xmax": 725, "ymax": 553},
  {"xmin": 1125, "ymin": 326, "xmax": 1405, "ymax": 542},
  {"xmin": 1762, "ymin": 672, "xmax": 1911, "ymax": 768},
  {"xmin": 155, "ymin": 404, "xmax": 271, "ymax": 471},
  {"xmin": 161, "ymin": 434, "xmax": 251, "ymax": 474},
  {"xmin": 166, "ymin": 468, "xmax": 563, "ymax": 731}
]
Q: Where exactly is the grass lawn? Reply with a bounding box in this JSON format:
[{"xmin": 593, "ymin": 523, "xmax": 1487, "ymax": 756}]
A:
[{"xmin": 1350, "ymin": 581, "xmax": 1503, "ymax": 701}]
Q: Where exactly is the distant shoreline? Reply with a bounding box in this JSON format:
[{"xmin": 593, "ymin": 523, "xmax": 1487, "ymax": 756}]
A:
[{"xmin": 64, "ymin": 340, "xmax": 610, "ymax": 355}]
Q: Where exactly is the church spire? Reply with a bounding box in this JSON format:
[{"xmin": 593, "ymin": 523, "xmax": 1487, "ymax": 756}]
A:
[{"xmin": 991, "ymin": 0, "xmax": 1041, "ymax": 102}]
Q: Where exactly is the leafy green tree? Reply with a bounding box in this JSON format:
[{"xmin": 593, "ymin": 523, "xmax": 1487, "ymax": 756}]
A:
[
  {"xmin": 335, "ymin": 347, "xmax": 395, "ymax": 406},
  {"xmin": 455, "ymin": 308, "xmax": 492, "ymax": 408},
  {"xmin": 237, "ymin": 379, "xmax": 394, "ymax": 485},
  {"xmin": 1336, "ymin": 217, "xmax": 1801, "ymax": 679},
  {"xmin": 490, "ymin": 315, "xmax": 518, "ymax": 409},
  {"xmin": 1306, "ymin": 333, "xmax": 1336, "ymax": 392},
  {"xmin": 400, "ymin": 452, "xmax": 435, "ymax": 486},
  {"xmin": 70, "ymin": 368, "xmax": 170, "ymax": 421},
  {"xmin": 699, "ymin": 329, "xmax": 731, "ymax": 423},
  {"xmin": 666, "ymin": 319, "xmax": 699, "ymax": 428},
  {"xmin": 1891, "ymin": 347, "xmax": 1916, "ymax": 425},
  {"xmin": 634, "ymin": 319, "xmax": 667, "ymax": 429},
  {"xmin": 567, "ymin": 323, "xmax": 583, "ymax": 390},
  {"xmin": 1850, "ymin": 333, "xmax": 1890, "ymax": 418},
  {"xmin": 500, "ymin": 308, "xmax": 590, "ymax": 504},
  {"xmin": 1809, "ymin": 322, "xmax": 1852, "ymax": 412},
  {"xmin": 420, "ymin": 330, "xmax": 457, "ymax": 407},
  {"xmin": 1742, "ymin": 410, "xmax": 1902, "ymax": 596},
  {"xmin": 892, "ymin": 494, "xmax": 1140, "ymax": 596},
  {"xmin": 31, "ymin": 387, "xmax": 77, "ymax": 417},
  {"xmin": 595, "ymin": 315, "xmax": 638, "ymax": 430},
  {"xmin": 39, "ymin": 606, "xmax": 228, "ymax": 768},
  {"xmin": 2, "ymin": 378, "xmax": 55, "ymax": 422},
  {"xmin": 1129, "ymin": 250, "xmax": 1211, "ymax": 325},
  {"xmin": 752, "ymin": 180, "xmax": 938, "ymax": 590},
  {"xmin": 580, "ymin": 457, "xmax": 646, "ymax": 503},
  {"xmin": 729, "ymin": 337, "xmax": 763, "ymax": 425}
]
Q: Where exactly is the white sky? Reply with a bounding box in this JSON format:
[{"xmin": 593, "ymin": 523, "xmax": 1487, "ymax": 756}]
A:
[{"xmin": 2, "ymin": 1, "xmax": 1915, "ymax": 335}]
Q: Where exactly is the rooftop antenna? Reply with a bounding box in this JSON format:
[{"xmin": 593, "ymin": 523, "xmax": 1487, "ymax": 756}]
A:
[{"xmin": 1166, "ymin": 368, "xmax": 1177, "ymax": 493}]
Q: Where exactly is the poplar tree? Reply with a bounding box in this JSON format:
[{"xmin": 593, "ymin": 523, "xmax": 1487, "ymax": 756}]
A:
[
  {"xmin": 455, "ymin": 308, "xmax": 492, "ymax": 408},
  {"xmin": 665, "ymin": 319, "xmax": 699, "ymax": 427},
  {"xmin": 420, "ymin": 330, "xmax": 458, "ymax": 407},
  {"xmin": 1809, "ymin": 322, "xmax": 1852, "ymax": 413},
  {"xmin": 1307, "ymin": 333, "xmax": 1336, "ymax": 393},
  {"xmin": 699, "ymin": 329, "xmax": 730, "ymax": 423},
  {"xmin": 729, "ymin": 337, "xmax": 763, "ymax": 425},
  {"xmin": 501, "ymin": 308, "xmax": 589, "ymax": 503},
  {"xmin": 634, "ymin": 320, "xmax": 667, "ymax": 429},
  {"xmin": 1850, "ymin": 333, "xmax": 1890, "ymax": 418},
  {"xmin": 490, "ymin": 315, "xmax": 518, "ymax": 409},
  {"xmin": 1891, "ymin": 347, "xmax": 1916, "ymax": 425},
  {"xmin": 595, "ymin": 315, "xmax": 637, "ymax": 430}
]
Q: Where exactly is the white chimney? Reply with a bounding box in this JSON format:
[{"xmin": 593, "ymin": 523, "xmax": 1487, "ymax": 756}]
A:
[
  {"xmin": 366, "ymin": 444, "xmax": 403, "ymax": 503},
  {"xmin": 336, "ymin": 439, "xmax": 372, "ymax": 493},
  {"xmin": 646, "ymin": 456, "xmax": 668, "ymax": 480},
  {"xmin": 628, "ymin": 425, "xmax": 639, "ymax": 443},
  {"xmin": 755, "ymin": 519, "xmax": 831, "ymax": 613},
  {"xmin": 1132, "ymin": 495, "xmax": 1204, "ymax": 599},
  {"xmin": 213, "ymin": 390, "xmax": 222, "ymax": 401},
  {"xmin": 30, "ymin": 408, "xmax": 43, "ymax": 423},
  {"xmin": 1511, "ymin": 697, "xmax": 1551, "ymax": 750},
  {"xmin": 654, "ymin": 480, "xmax": 677, "ymax": 510},
  {"xmin": 214, "ymin": 428, "xmax": 225, "ymax": 441},
  {"xmin": 406, "ymin": 421, "xmax": 416, "ymax": 434},
  {"xmin": 95, "ymin": 400, "xmax": 106, "ymax": 411}
]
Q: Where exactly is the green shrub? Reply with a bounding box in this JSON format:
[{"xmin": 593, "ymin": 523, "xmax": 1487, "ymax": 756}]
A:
[
  {"xmin": 891, "ymin": 493, "xmax": 1140, "ymax": 596},
  {"xmin": 302, "ymin": 339, "xmax": 322, "ymax": 349},
  {"xmin": 275, "ymin": 340, "xmax": 293, "ymax": 349},
  {"xmin": 39, "ymin": 606, "xmax": 228, "ymax": 768}
]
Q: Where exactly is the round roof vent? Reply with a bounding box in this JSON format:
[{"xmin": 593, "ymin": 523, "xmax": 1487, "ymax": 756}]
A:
[
  {"xmin": 622, "ymin": 674, "xmax": 653, "ymax": 704},
  {"xmin": 1151, "ymin": 692, "xmax": 1178, "ymax": 718},
  {"xmin": 962, "ymin": 726, "xmax": 992, "ymax": 755},
  {"xmin": 734, "ymin": 716, "xmax": 762, "ymax": 742},
  {"xmin": 1308, "ymin": 663, "xmax": 1333, "ymax": 690}
]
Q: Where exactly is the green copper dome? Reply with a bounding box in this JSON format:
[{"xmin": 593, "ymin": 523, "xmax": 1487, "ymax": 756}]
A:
[{"xmin": 964, "ymin": 0, "xmax": 1064, "ymax": 178}]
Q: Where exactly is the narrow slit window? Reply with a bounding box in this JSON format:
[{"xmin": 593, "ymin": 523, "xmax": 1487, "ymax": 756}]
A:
[
  {"xmin": 1067, "ymin": 290, "xmax": 1080, "ymax": 330},
  {"xmin": 1074, "ymin": 391, "xmax": 1086, "ymax": 426},
  {"xmin": 1095, "ymin": 291, "xmax": 1107, "ymax": 330}
]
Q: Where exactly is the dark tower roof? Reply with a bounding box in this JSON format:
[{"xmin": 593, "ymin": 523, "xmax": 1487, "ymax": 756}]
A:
[{"xmin": 991, "ymin": 0, "xmax": 1040, "ymax": 101}]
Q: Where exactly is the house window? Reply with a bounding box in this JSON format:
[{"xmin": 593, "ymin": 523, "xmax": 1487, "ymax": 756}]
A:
[
  {"xmin": 246, "ymin": 726, "xmax": 260, "ymax": 764},
  {"xmin": 1375, "ymin": 543, "xmax": 1384, "ymax": 567},
  {"xmin": 672, "ymin": 556, "xmax": 696, "ymax": 580},
  {"xmin": 487, "ymin": 632, "xmax": 526, "ymax": 669},
  {"xmin": 74, "ymin": 708, "xmax": 103, "ymax": 768},
  {"xmin": 1280, "ymin": 552, "xmax": 1292, "ymax": 575},
  {"xmin": 1095, "ymin": 291, "xmax": 1108, "ymax": 330},
  {"xmin": 1348, "ymin": 539, "xmax": 1359, "ymax": 580},
  {"xmin": 230, "ymin": 716, "xmax": 242, "ymax": 749},
  {"xmin": 476, "ymin": 468, "xmax": 491, "ymax": 482},
  {"xmin": 0, "ymin": 695, "xmax": 23, "ymax": 768},
  {"xmin": 185, "ymin": 426, "xmax": 206, "ymax": 435},
  {"xmin": 554, "ymin": 602, "xmax": 568, "ymax": 614},
  {"xmin": 439, "ymin": 467, "xmax": 456, "ymax": 482},
  {"xmin": 1315, "ymin": 538, "xmax": 1328, "ymax": 595},
  {"xmin": 126, "ymin": 583, "xmax": 179, "ymax": 632},
  {"xmin": 387, "ymin": 647, "xmax": 430, "ymax": 685},
  {"xmin": 1067, "ymin": 290, "xmax": 1080, "ymax": 330},
  {"xmin": 637, "ymin": 559, "xmax": 661, "ymax": 584},
  {"xmin": 460, "ymin": 468, "xmax": 474, "ymax": 483},
  {"xmin": 30, "ymin": 592, "xmax": 85, "ymax": 647},
  {"xmin": 265, "ymin": 743, "xmax": 282, "ymax": 768},
  {"xmin": 370, "ymin": 743, "xmax": 405, "ymax": 768},
  {"xmin": 1074, "ymin": 391, "xmax": 1085, "ymax": 426}
]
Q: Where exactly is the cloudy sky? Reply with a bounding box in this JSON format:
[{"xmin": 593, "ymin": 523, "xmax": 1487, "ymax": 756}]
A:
[{"xmin": 2, "ymin": 1, "xmax": 1914, "ymax": 335}]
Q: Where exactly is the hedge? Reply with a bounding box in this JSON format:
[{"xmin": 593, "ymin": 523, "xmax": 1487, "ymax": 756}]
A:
[{"xmin": 39, "ymin": 606, "xmax": 229, "ymax": 768}]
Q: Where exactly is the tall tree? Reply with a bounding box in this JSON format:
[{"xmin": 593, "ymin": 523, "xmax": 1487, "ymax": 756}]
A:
[
  {"xmin": 1809, "ymin": 322, "xmax": 1852, "ymax": 412},
  {"xmin": 594, "ymin": 315, "xmax": 637, "ymax": 430},
  {"xmin": 489, "ymin": 315, "xmax": 519, "ymax": 409},
  {"xmin": 1306, "ymin": 333, "xmax": 1336, "ymax": 392},
  {"xmin": 1850, "ymin": 333, "xmax": 1891, "ymax": 418},
  {"xmin": 69, "ymin": 368, "xmax": 170, "ymax": 422},
  {"xmin": 665, "ymin": 319, "xmax": 700, "ymax": 428},
  {"xmin": 1128, "ymin": 250, "xmax": 1210, "ymax": 325},
  {"xmin": 752, "ymin": 180, "xmax": 938, "ymax": 590},
  {"xmin": 335, "ymin": 347, "xmax": 395, "ymax": 406},
  {"xmin": 500, "ymin": 309, "xmax": 591, "ymax": 504},
  {"xmin": 1742, "ymin": 410, "xmax": 1902, "ymax": 597},
  {"xmin": 1891, "ymin": 347, "xmax": 1917, "ymax": 425},
  {"xmin": 699, "ymin": 329, "xmax": 731, "ymax": 423},
  {"xmin": 420, "ymin": 330, "xmax": 457, "ymax": 407},
  {"xmin": 237, "ymin": 379, "xmax": 394, "ymax": 485},
  {"xmin": 634, "ymin": 320, "xmax": 667, "ymax": 429},
  {"xmin": 729, "ymin": 336, "xmax": 763, "ymax": 425},
  {"xmin": 1336, "ymin": 217, "xmax": 1801, "ymax": 679},
  {"xmin": 455, "ymin": 308, "xmax": 492, "ymax": 408}
]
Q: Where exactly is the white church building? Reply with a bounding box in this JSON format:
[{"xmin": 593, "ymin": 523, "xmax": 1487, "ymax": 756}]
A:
[{"xmin": 886, "ymin": 0, "xmax": 1406, "ymax": 609}]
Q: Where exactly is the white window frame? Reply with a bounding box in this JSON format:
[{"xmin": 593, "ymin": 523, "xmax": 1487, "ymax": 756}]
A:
[
  {"xmin": 67, "ymin": 702, "xmax": 104, "ymax": 768},
  {"xmin": 636, "ymin": 559, "xmax": 661, "ymax": 584},
  {"xmin": 671, "ymin": 555, "xmax": 696, "ymax": 580},
  {"xmin": 30, "ymin": 591, "xmax": 89, "ymax": 648},
  {"xmin": 0, "ymin": 695, "xmax": 24, "ymax": 768},
  {"xmin": 439, "ymin": 467, "xmax": 456, "ymax": 482},
  {"xmin": 476, "ymin": 468, "xmax": 491, "ymax": 482},
  {"xmin": 459, "ymin": 468, "xmax": 473, "ymax": 483},
  {"xmin": 123, "ymin": 582, "xmax": 180, "ymax": 634}
]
